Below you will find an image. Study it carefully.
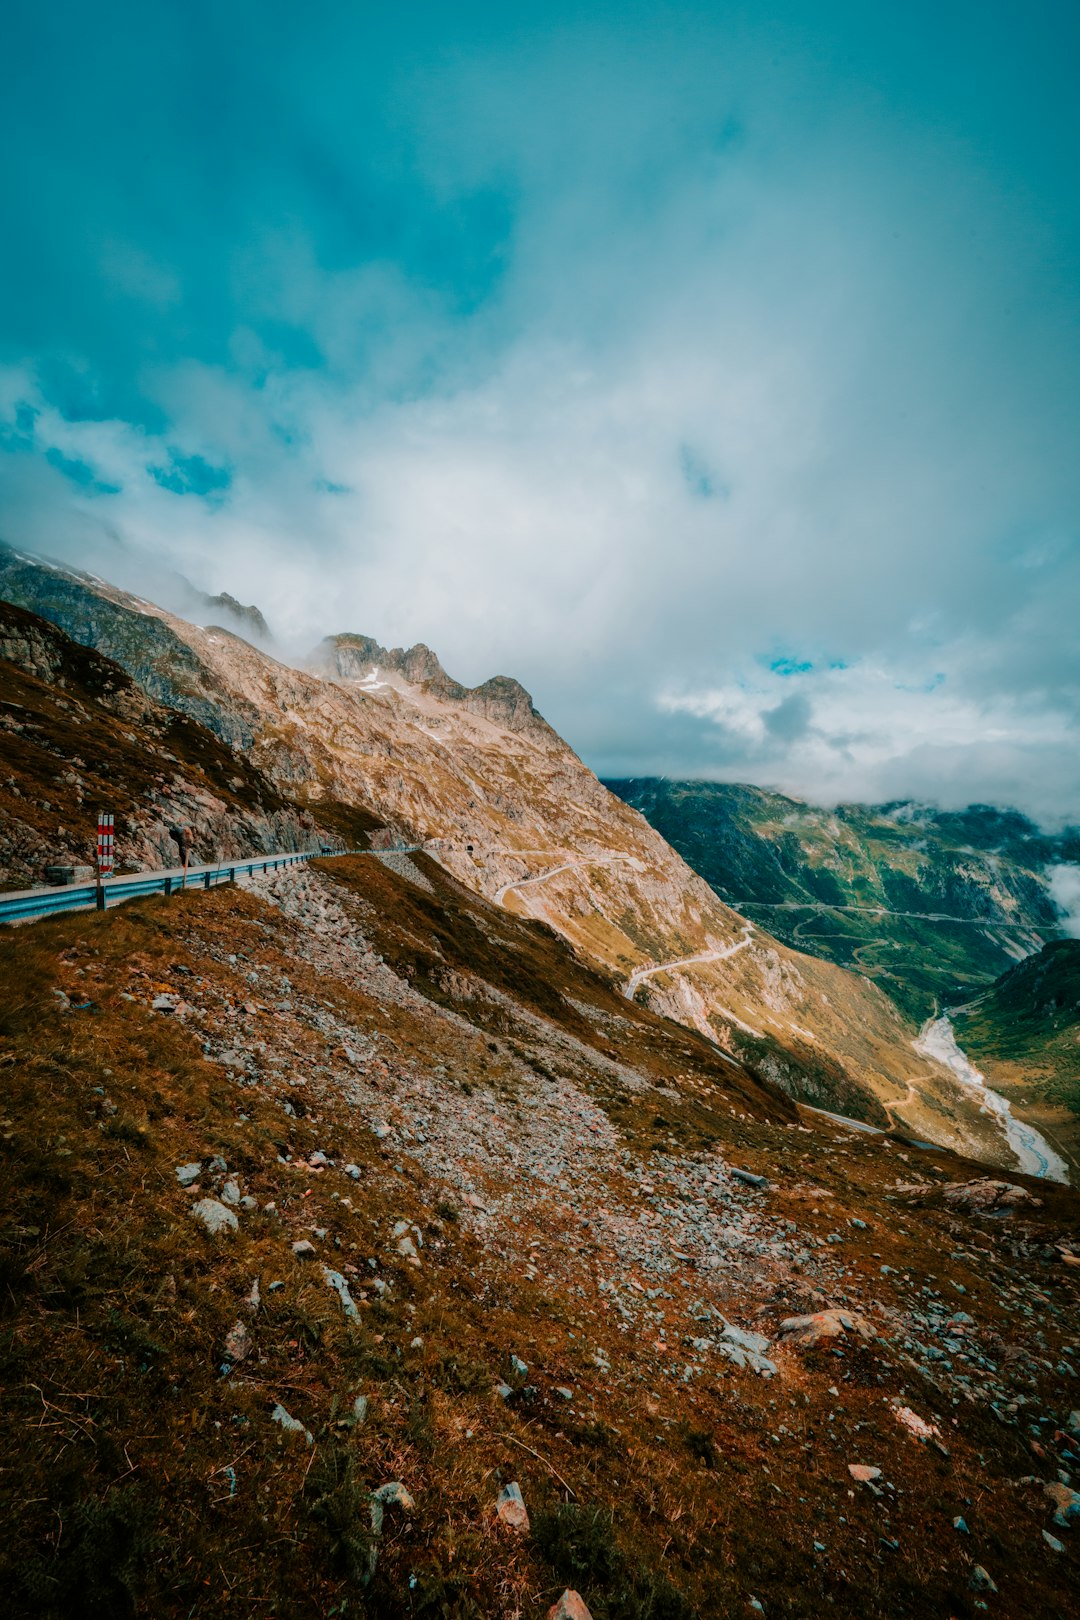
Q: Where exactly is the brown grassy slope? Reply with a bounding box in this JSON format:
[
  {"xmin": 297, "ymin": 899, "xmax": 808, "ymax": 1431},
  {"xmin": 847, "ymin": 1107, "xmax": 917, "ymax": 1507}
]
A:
[
  {"xmin": 0, "ymin": 863, "xmax": 1078, "ymax": 1620},
  {"xmin": 0, "ymin": 601, "xmax": 382, "ymax": 888}
]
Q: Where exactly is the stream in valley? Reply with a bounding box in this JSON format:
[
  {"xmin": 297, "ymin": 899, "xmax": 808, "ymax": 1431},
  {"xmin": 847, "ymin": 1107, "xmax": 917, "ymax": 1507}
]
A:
[{"xmin": 915, "ymin": 1016, "xmax": 1069, "ymax": 1183}]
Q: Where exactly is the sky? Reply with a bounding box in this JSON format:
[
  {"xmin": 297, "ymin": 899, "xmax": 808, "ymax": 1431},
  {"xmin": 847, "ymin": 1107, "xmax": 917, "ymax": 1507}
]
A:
[{"xmin": 1, "ymin": 1, "xmax": 1078, "ymax": 822}]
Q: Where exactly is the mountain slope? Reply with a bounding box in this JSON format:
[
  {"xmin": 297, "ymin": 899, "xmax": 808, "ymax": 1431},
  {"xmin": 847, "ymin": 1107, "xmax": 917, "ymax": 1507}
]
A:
[
  {"xmin": 0, "ymin": 598, "xmax": 375, "ymax": 890},
  {"xmin": 1, "ymin": 848, "xmax": 1078, "ymax": 1618},
  {"xmin": 953, "ymin": 940, "xmax": 1080, "ymax": 1168},
  {"xmin": 0, "ymin": 544, "xmax": 1035, "ymax": 1167},
  {"xmin": 604, "ymin": 778, "xmax": 1071, "ymax": 1018}
]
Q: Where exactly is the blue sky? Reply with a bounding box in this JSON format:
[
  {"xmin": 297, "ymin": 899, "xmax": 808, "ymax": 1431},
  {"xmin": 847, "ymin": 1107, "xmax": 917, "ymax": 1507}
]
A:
[{"xmin": 1, "ymin": 1, "xmax": 1078, "ymax": 817}]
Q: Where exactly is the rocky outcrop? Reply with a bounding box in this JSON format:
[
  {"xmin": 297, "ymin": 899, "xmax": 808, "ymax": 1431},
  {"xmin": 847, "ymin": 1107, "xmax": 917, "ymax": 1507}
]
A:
[
  {"xmin": 0, "ymin": 544, "xmax": 259, "ymax": 747},
  {"xmin": 315, "ymin": 632, "xmax": 552, "ymax": 735}
]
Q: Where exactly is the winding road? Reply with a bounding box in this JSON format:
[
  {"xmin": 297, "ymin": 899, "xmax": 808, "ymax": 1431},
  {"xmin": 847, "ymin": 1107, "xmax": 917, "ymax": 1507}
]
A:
[
  {"xmin": 729, "ymin": 898, "xmax": 1039, "ymax": 930},
  {"xmin": 623, "ymin": 929, "xmax": 755, "ymax": 1000},
  {"xmin": 493, "ymin": 853, "xmax": 644, "ymax": 906}
]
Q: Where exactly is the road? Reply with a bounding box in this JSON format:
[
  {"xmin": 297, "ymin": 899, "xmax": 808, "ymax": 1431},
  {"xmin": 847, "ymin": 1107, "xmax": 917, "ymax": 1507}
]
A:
[
  {"xmin": 623, "ymin": 929, "xmax": 754, "ymax": 1000},
  {"xmin": 494, "ymin": 853, "xmax": 644, "ymax": 906},
  {"xmin": 728, "ymin": 898, "xmax": 1038, "ymax": 929}
]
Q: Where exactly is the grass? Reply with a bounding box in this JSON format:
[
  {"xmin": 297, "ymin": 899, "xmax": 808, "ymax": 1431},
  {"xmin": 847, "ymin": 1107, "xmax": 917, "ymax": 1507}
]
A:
[{"xmin": 0, "ymin": 873, "xmax": 1077, "ymax": 1617}]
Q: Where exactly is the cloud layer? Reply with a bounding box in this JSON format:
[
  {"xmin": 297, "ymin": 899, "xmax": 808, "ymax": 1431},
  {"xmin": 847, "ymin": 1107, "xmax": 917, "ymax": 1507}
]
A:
[{"xmin": 1, "ymin": 2, "xmax": 1078, "ymax": 820}]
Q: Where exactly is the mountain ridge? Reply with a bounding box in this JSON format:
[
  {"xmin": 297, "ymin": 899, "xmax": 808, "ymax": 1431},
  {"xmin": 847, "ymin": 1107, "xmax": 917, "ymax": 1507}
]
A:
[{"xmin": 0, "ymin": 541, "xmax": 1040, "ymax": 1169}]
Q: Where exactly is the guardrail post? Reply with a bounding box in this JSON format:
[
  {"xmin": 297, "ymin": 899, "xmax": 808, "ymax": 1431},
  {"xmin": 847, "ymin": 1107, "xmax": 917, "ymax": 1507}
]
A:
[
  {"xmin": 204, "ymin": 871, "xmax": 211, "ymax": 890},
  {"xmin": 95, "ymin": 885, "xmax": 105, "ymax": 911},
  {"xmin": 229, "ymin": 868, "xmax": 235, "ymax": 884}
]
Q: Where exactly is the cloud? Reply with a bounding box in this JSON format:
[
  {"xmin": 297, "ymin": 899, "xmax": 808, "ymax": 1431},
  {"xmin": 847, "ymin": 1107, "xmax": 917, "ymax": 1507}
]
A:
[
  {"xmin": 0, "ymin": 3, "xmax": 1078, "ymax": 821},
  {"xmin": 1048, "ymin": 866, "xmax": 1080, "ymax": 938}
]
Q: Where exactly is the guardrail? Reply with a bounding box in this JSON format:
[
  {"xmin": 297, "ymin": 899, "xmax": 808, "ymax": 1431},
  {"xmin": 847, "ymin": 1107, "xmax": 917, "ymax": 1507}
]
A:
[
  {"xmin": 0, "ymin": 841, "xmax": 440, "ymax": 927},
  {"xmin": 0, "ymin": 850, "xmax": 327, "ymax": 926}
]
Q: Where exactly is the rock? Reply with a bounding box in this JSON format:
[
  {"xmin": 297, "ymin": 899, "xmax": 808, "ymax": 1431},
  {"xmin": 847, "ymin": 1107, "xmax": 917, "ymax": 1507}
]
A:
[
  {"xmin": 943, "ymin": 1179, "xmax": 1041, "ymax": 1213},
  {"xmin": 1067, "ymin": 1410, "xmax": 1080, "ymax": 1440},
  {"xmin": 1043, "ymin": 1530, "xmax": 1065, "ymax": 1553},
  {"xmin": 731, "ymin": 1168, "xmax": 767, "ymax": 1188},
  {"xmin": 547, "ymin": 1593, "xmax": 593, "ymax": 1620},
  {"xmin": 369, "ymin": 1480, "xmax": 415, "ymax": 1536},
  {"xmin": 555, "ymin": 1386, "xmax": 573, "ymax": 1400},
  {"xmin": 191, "ymin": 1198, "xmax": 238, "ymax": 1236},
  {"xmin": 495, "ymin": 1382, "xmax": 514, "ymax": 1401},
  {"xmin": 223, "ymin": 1320, "xmax": 251, "ymax": 1363},
  {"xmin": 245, "ymin": 1278, "xmax": 261, "ymax": 1314},
  {"xmin": 344, "ymin": 1162, "xmax": 362, "ymax": 1179},
  {"xmin": 717, "ymin": 1322, "xmax": 777, "ymax": 1376},
  {"xmin": 848, "ymin": 1465, "xmax": 882, "ymax": 1483},
  {"xmin": 240, "ymin": 1195, "xmax": 258, "ymax": 1211},
  {"xmin": 352, "ymin": 1394, "xmax": 369, "ymax": 1424},
  {"xmin": 322, "ymin": 1265, "xmax": 360, "ymax": 1322},
  {"xmin": 953, "ymin": 1516, "xmax": 970, "ymax": 1534},
  {"xmin": 366, "ymin": 1482, "xmax": 415, "ymax": 1585},
  {"xmin": 221, "ymin": 1179, "xmax": 241, "ymax": 1205},
  {"xmin": 292, "ymin": 1239, "xmax": 316, "ymax": 1260},
  {"xmin": 510, "ymin": 1355, "xmax": 528, "ymax": 1377},
  {"xmin": 1044, "ymin": 1481, "xmax": 1080, "ymax": 1528},
  {"xmin": 778, "ymin": 1309, "xmax": 875, "ymax": 1347},
  {"xmin": 893, "ymin": 1405, "xmax": 941, "ymax": 1443},
  {"xmin": 175, "ymin": 1162, "xmax": 201, "ymax": 1187},
  {"xmin": 970, "ymin": 1565, "xmax": 997, "ymax": 1594},
  {"xmin": 495, "ymin": 1481, "xmax": 529, "ymax": 1530},
  {"xmin": 152, "ymin": 994, "xmax": 180, "ymax": 1013},
  {"xmin": 270, "ymin": 1403, "xmax": 313, "ymax": 1444}
]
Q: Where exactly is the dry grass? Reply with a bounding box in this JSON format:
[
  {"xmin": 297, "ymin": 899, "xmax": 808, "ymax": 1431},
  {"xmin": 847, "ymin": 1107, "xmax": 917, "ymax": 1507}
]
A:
[{"xmin": 0, "ymin": 874, "xmax": 1078, "ymax": 1618}]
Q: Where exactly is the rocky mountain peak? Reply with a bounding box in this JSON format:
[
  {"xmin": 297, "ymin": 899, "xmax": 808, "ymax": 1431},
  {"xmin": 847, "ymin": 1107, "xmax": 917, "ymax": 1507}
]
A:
[
  {"xmin": 315, "ymin": 633, "xmax": 551, "ymax": 736},
  {"xmin": 200, "ymin": 591, "xmax": 272, "ymax": 643}
]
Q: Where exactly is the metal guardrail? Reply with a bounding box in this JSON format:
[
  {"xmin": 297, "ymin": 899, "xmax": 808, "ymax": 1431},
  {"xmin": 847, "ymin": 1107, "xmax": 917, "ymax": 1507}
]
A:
[
  {"xmin": 0, "ymin": 850, "xmax": 324, "ymax": 926},
  {"xmin": 0, "ymin": 840, "xmax": 438, "ymax": 927}
]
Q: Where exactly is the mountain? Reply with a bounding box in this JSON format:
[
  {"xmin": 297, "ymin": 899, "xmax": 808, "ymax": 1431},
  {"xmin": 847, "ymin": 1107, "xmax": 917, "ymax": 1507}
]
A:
[
  {"xmin": 953, "ymin": 939, "xmax": 1080, "ymax": 1168},
  {"xmin": 604, "ymin": 778, "xmax": 1073, "ymax": 1020},
  {"xmin": 0, "ymin": 543, "xmax": 1050, "ymax": 1167},
  {"xmin": 2, "ymin": 548, "xmax": 1079, "ymax": 1617}
]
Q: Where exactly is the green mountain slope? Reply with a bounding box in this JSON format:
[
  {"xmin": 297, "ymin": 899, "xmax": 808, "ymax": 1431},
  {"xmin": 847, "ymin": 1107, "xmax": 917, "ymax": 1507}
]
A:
[
  {"xmin": 954, "ymin": 939, "xmax": 1080, "ymax": 1119},
  {"xmin": 604, "ymin": 778, "xmax": 1076, "ymax": 1018}
]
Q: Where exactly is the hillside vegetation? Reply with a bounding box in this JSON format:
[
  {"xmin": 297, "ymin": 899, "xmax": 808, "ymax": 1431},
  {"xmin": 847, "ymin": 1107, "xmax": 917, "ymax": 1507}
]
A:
[
  {"xmin": 2, "ymin": 854, "xmax": 1079, "ymax": 1618},
  {"xmin": 954, "ymin": 940, "xmax": 1080, "ymax": 1120}
]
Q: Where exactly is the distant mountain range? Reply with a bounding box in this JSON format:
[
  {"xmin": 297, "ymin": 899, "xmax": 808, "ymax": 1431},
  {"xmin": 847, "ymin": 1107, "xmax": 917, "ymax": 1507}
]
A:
[{"xmin": 604, "ymin": 778, "xmax": 1079, "ymax": 1019}]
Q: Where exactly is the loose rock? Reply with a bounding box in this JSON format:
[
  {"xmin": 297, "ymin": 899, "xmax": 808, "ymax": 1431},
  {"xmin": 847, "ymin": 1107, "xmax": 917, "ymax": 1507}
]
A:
[
  {"xmin": 778, "ymin": 1309, "xmax": 875, "ymax": 1347},
  {"xmin": 191, "ymin": 1198, "xmax": 238, "ymax": 1236},
  {"xmin": 547, "ymin": 1593, "xmax": 593, "ymax": 1620},
  {"xmin": 495, "ymin": 1481, "xmax": 530, "ymax": 1530},
  {"xmin": 270, "ymin": 1403, "xmax": 312, "ymax": 1444}
]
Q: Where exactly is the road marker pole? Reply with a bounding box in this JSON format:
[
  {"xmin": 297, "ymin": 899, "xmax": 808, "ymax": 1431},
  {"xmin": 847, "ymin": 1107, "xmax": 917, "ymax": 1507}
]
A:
[{"xmin": 96, "ymin": 811, "xmax": 114, "ymax": 911}]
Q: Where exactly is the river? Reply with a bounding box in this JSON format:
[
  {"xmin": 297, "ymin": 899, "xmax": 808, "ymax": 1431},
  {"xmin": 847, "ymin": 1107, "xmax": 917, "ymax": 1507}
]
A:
[{"xmin": 914, "ymin": 1016, "xmax": 1069, "ymax": 1183}]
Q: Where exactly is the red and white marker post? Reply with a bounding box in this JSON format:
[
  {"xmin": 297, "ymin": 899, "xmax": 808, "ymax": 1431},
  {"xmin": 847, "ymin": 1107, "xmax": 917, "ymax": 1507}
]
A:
[{"xmin": 96, "ymin": 811, "xmax": 114, "ymax": 910}]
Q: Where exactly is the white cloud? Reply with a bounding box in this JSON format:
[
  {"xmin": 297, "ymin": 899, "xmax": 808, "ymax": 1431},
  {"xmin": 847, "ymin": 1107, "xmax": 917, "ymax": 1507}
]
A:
[{"xmin": 1049, "ymin": 866, "xmax": 1080, "ymax": 938}]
